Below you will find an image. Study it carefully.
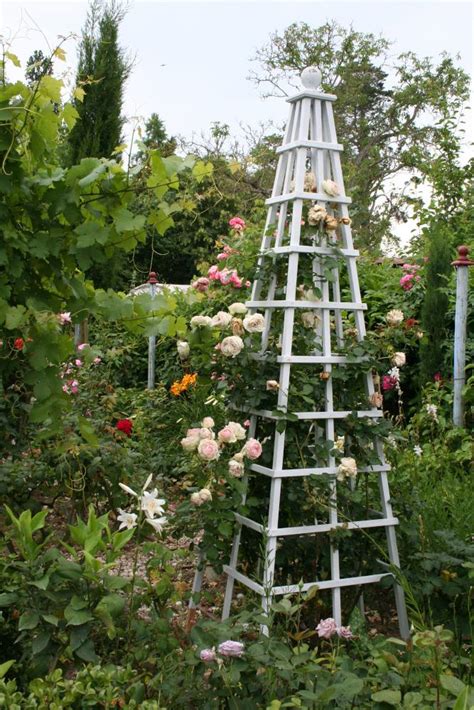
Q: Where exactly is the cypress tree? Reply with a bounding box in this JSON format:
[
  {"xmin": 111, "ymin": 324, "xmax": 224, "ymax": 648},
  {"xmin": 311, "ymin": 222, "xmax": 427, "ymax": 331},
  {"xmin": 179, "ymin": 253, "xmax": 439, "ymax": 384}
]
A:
[
  {"xmin": 68, "ymin": 0, "xmax": 131, "ymax": 164},
  {"xmin": 419, "ymin": 221, "xmax": 453, "ymax": 382}
]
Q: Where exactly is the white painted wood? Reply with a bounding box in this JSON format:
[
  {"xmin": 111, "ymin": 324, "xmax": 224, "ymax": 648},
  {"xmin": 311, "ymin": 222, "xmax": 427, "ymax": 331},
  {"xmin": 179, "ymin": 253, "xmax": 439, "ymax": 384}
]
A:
[{"xmin": 219, "ymin": 69, "xmax": 408, "ymax": 639}]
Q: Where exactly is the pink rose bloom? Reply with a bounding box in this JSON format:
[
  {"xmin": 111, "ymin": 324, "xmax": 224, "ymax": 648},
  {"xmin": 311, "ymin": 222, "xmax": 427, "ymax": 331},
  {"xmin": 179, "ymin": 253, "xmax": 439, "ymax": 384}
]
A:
[
  {"xmin": 382, "ymin": 375, "xmax": 398, "ymax": 391},
  {"xmin": 93, "ymin": 357, "xmax": 101, "ymax": 365},
  {"xmin": 217, "ymin": 253, "xmax": 228, "ymax": 261},
  {"xmin": 219, "ymin": 269, "xmax": 232, "ymax": 285},
  {"xmin": 434, "ymin": 372, "xmax": 443, "ymax": 383},
  {"xmin": 316, "ymin": 617, "xmax": 337, "ymax": 639},
  {"xmin": 229, "ymin": 216, "xmax": 246, "ymax": 231},
  {"xmin": 400, "ymin": 274, "xmax": 414, "ymax": 291},
  {"xmin": 199, "ymin": 427, "xmax": 215, "ymax": 440},
  {"xmin": 197, "ymin": 438, "xmax": 220, "ymax": 461},
  {"xmin": 231, "ymin": 274, "xmax": 243, "ymax": 288},
  {"xmin": 77, "ymin": 343, "xmax": 88, "ymax": 351},
  {"xmin": 245, "ymin": 280, "xmax": 251, "ymax": 288},
  {"xmin": 337, "ymin": 626, "xmax": 353, "ymax": 639},
  {"xmin": 58, "ymin": 312, "xmax": 71, "ymax": 325},
  {"xmin": 200, "ymin": 648, "xmax": 217, "ymax": 662},
  {"xmin": 208, "ymin": 266, "xmax": 220, "ymax": 281},
  {"xmin": 75, "ymin": 359, "xmax": 82, "ymax": 367},
  {"xmin": 243, "ymin": 419, "xmax": 250, "ymax": 428},
  {"xmin": 187, "ymin": 427, "xmax": 201, "ymax": 437},
  {"xmin": 70, "ymin": 380, "xmax": 79, "ymax": 394},
  {"xmin": 218, "ymin": 640, "xmax": 245, "ymax": 657},
  {"xmin": 228, "ymin": 459, "xmax": 244, "ymax": 477},
  {"xmin": 244, "ymin": 438, "xmax": 262, "ymax": 460},
  {"xmin": 218, "ymin": 426, "xmax": 237, "ymax": 444},
  {"xmin": 62, "ymin": 384, "xmax": 70, "ymax": 394}
]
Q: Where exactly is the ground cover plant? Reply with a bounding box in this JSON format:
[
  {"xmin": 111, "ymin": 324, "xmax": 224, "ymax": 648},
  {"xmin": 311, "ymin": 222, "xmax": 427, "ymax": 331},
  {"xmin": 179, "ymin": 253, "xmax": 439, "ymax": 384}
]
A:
[{"xmin": 1, "ymin": 12, "xmax": 473, "ymax": 709}]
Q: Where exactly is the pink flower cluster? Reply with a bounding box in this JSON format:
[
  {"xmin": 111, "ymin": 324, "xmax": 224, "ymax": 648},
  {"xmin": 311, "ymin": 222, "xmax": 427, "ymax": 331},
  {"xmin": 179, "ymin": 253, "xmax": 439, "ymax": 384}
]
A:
[
  {"xmin": 200, "ymin": 640, "xmax": 245, "ymax": 662},
  {"xmin": 207, "ymin": 265, "xmax": 250, "ymax": 289},
  {"xmin": 62, "ymin": 379, "xmax": 79, "ymax": 395},
  {"xmin": 400, "ymin": 264, "xmax": 421, "ymax": 291},
  {"xmin": 229, "ymin": 216, "xmax": 246, "ymax": 232},
  {"xmin": 217, "ymin": 244, "xmax": 240, "ymax": 262},
  {"xmin": 316, "ymin": 617, "xmax": 353, "ymax": 640}
]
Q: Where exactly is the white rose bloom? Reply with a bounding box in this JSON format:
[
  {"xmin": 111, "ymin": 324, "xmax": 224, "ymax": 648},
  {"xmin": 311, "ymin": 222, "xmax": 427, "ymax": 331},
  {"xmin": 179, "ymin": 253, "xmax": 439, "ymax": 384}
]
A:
[
  {"xmin": 190, "ymin": 315, "xmax": 213, "ymax": 329},
  {"xmin": 201, "ymin": 417, "xmax": 215, "ymax": 429},
  {"xmin": 386, "ymin": 309, "xmax": 404, "ymax": 326},
  {"xmin": 229, "ymin": 302, "xmax": 248, "ymax": 316},
  {"xmin": 181, "ymin": 436, "xmax": 200, "ymax": 452},
  {"xmin": 211, "ymin": 311, "xmax": 232, "ymax": 329},
  {"xmin": 243, "ymin": 313, "xmax": 265, "ymax": 333},
  {"xmin": 227, "ymin": 421, "xmax": 246, "ymax": 441},
  {"xmin": 220, "ymin": 336, "xmax": 244, "ymax": 358},
  {"xmin": 198, "ymin": 488, "xmax": 212, "ymax": 503},
  {"xmin": 337, "ymin": 457, "xmax": 357, "ymax": 481},
  {"xmin": 177, "ymin": 341, "xmax": 190, "ymax": 360},
  {"xmin": 322, "ymin": 179, "xmax": 340, "ymax": 197},
  {"xmin": 392, "ymin": 352, "xmax": 406, "ymax": 367}
]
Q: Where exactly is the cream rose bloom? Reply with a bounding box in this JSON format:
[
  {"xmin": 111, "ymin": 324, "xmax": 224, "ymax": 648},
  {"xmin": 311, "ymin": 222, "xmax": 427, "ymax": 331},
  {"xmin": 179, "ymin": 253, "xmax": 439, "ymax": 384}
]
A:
[
  {"xmin": 177, "ymin": 341, "xmax": 190, "ymax": 359},
  {"xmin": 301, "ymin": 311, "xmax": 320, "ymax": 329},
  {"xmin": 392, "ymin": 352, "xmax": 406, "ymax": 367},
  {"xmin": 211, "ymin": 311, "xmax": 232, "ymax": 329},
  {"xmin": 243, "ymin": 313, "xmax": 265, "ymax": 333},
  {"xmin": 386, "ymin": 309, "xmax": 404, "ymax": 326},
  {"xmin": 228, "ymin": 302, "xmax": 248, "ymax": 316},
  {"xmin": 228, "ymin": 421, "xmax": 246, "ymax": 441},
  {"xmin": 181, "ymin": 435, "xmax": 200, "ymax": 452},
  {"xmin": 337, "ymin": 457, "xmax": 357, "ymax": 481},
  {"xmin": 190, "ymin": 315, "xmax": 213, "ymax": 329},
  {"xmin": 220, "ymin": 336, "xmax": 244, "ymax": 358},
  {"xmin": 228, "ymin": 459, "xmax": 245, "ymax": 477},
  {"xmin": 322, "ymin": 179, "xmax": 340, "ymax": 197},
  {"xmin": 201, "ymin": 417, "xmax": 215, "ymax": 429},
  {"xmin": 266, "ymin": 379, "xmax": 279, "ymax": 391}
]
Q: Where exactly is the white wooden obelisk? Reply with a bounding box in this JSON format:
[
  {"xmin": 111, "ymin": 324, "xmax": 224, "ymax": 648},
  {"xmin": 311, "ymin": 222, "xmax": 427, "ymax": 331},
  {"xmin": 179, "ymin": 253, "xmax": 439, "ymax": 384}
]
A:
[{"xmin": 221, "ymin": 67, "xmax": 409, "ymax": 639}]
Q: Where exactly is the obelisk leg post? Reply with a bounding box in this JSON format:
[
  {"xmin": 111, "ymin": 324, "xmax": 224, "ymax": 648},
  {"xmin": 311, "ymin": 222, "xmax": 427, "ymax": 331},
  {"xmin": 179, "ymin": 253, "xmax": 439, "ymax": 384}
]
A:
[
  {"xmin": 452, "ymin": 246, "xmax": 473, "ymax": 427},
  {"xmin": 147, "ymin": 272, "xmax": 158, "ymax": 390}
]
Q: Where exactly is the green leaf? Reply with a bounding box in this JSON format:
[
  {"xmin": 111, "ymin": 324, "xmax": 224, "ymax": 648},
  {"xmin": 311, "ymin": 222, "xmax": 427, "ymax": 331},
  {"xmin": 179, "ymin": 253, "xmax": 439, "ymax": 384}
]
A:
[
  {"xmin": 440, "ymin": 675, "xmax": 465, "ymax": 697},
  {"xmin": 77, "ymin": 162, "xmax": 107, "ymax": 187},
  {"xmin": 74, "ymin": 638, "xmax": 99, "ymax": 663},
  {"xmin": 0, "ymin": 593, "xmax": 18, "ymax": 607},
  {"xmin": 5, "ymin": 51, "xmax": 21, "ymax": 67},
  {"xmin": 5, "ymin": 304, "xmax": 27, "ymax": 330},
  {"xmin": 372, "ymin": 689, "xmax": 402, "ymax": 705},
  {"xmin": 41, "ymin": 614, "xmax": 59, "ymax": 627},
  {"xmin": 19, "ymin": 610, "xmax": 40, "ymax": 631},
  {"xmin": 32, "ymin": 629, "xmax": 51, "ymax": 655},
  {"xmin": 94, "ymin": 594, "xmax": 125, "ymax": 639},
  {"xmin": 64, "ymin": 603, "xmax": 94, "ymax": 626},
  {"xmin": 114, "ymin": 207, "xmax": 145, "ymax": 233},
  {"xmin": 69, "ymin": 624, "xmax": 89, "ymax": 652},
  {"xmin": 453, "ymin": 686, "xmax": 471, "ymax": 710},
  {"xmin": 0, "ymin": 660, "xmax": 15, "ymax": 679}
]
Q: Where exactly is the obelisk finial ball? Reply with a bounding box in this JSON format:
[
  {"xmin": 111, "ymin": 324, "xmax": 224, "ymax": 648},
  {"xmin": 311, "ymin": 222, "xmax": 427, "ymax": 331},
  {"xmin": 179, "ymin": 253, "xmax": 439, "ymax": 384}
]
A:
[{"xmin": 301, "ymin": 66, "xmax": 322, "ymax": 89}]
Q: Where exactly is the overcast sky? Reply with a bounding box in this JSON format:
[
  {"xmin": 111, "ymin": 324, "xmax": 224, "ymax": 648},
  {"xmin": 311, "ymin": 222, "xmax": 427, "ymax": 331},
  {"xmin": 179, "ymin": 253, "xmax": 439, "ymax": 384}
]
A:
[{"xmin": 2, "ymin": 0, "xmax": 473, "ymax": 145}]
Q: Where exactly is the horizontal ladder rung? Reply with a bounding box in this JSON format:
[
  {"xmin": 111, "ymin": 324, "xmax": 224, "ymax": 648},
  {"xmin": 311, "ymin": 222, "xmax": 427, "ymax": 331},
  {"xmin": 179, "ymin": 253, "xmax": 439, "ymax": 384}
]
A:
[
  {"xmin": 287, "ymin": 90, "xmax": 337, "ymax": 103},
  {"xmin": 275, "ymin": 355, "xmax": 367, "ymax": 364},
  {"xmin": 223, "ymin": 566, "xmax": 264, "ymax": 595},
  {"xmin": 234, "ymin": 514, "xmax": 399, "ymax": 537},
  {"xmin": 246, "ymin": 300, "xmax": 366, "ymax": 310},
  {"xmin": 263, "ymin": 246, "xmax": 358, "ymax": 257},
  {"xmin": 266, "ymin": 191, "xmax": 351, "ymax": 206},
  {"xmin": 276, "ymin": 139, "xmax": 343, "ymax": 154},
  {"xmin": 250, "ymin": 463, "xmax": 391, "ymax": 478},
  {"xmin": 232, "ymin": 407, "xmax": 383, "ymax": 421}
]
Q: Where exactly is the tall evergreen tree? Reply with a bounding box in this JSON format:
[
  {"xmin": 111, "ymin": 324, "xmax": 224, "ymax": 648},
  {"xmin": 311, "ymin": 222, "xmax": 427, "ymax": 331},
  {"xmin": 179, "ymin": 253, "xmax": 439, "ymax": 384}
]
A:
[
  {"xmin": 25, "ymin": 50, "xmax": 53, "ymax": 85},
  {"xmin": 68, "ymin": 0, "xmax": 131, "ymax": 164}
]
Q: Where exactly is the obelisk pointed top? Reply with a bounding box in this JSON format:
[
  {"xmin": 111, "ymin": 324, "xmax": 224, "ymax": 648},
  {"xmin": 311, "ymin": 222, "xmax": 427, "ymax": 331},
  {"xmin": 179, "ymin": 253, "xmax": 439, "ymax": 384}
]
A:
[{"xmin": 300, "ymin": 66, "xmax": 322, "ymax": 90}]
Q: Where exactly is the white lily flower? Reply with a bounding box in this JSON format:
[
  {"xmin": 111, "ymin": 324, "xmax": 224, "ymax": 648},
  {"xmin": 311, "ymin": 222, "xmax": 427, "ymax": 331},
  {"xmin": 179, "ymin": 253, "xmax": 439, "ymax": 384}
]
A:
[
  {"xmin": 119, "ymin": 482, "xmax": 138, "ymax": 497},
  {"xmin": 141, "ymin": 489, "xmax": 166, "ymax": 518},
  {"xmin": 146, "ymin": 516, "xmax": 167, "ymax": 533},
  {"xmin": 117, "ymin": 509, "xmax": 138, "ymax": 530}
]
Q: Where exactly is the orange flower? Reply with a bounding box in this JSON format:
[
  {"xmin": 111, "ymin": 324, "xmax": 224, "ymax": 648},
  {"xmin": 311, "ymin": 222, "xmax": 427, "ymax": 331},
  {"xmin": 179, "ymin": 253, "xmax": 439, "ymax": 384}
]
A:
[{"xmin": 170, "ymin": 372, "xmax": 198, "ymax": 396}]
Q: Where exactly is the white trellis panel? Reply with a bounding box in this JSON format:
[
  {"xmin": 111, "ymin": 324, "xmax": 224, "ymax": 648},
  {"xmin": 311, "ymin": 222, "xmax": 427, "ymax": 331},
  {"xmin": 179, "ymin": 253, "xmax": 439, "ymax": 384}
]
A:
[{"xmin": 212, "ymin": 68, "xmax": 408, "ymax": 638}]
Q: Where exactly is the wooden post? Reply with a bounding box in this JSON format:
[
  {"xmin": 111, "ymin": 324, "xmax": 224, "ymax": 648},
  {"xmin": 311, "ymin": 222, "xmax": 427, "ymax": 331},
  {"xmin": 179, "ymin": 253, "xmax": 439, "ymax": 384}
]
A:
[{"xmin": 452, "ymin": 246, "xmax": 473, "ymax": 427}]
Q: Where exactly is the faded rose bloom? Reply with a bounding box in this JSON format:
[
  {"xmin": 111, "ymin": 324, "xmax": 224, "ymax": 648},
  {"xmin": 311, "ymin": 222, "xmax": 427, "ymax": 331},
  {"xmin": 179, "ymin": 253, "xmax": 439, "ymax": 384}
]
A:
[
  {"xmin": 386, "ymin": 309, "xmax": 404, "ymax": 326},
  {"xmin": 190, "ymin": 315, "xmax": 213, "ymax": 329},
  {"xmin": 197, "ymin": 438, "xmax": 220, "ymax": 461},
  {"xmin": 93, "ymin": 356, "xmax": 101, "ymax": 365},
  {"xmin": 334, "ymin": 436, "xmax": 345, "ymax": 452},
  {"xmin": 337, "ymin": 626, "xmax": 353, "ymax": 639},
  {"xmin": 198, "ymin": 488, "xmax": 212, "ymax": 503},
  {"xmin": 316, "ymin": 617, "xmax": 338, "ymax": 639},
  {"xmin": 304, "ymin": 171, "xmax": 317, "ymax": 192},
  {"xmin": 243, "ymin": 313, "xmax": 265, "ymax": 333},
  {"xmin": 301, "ymin": 311, "xmax": 320, "ymax": 329},
  {"xmin": 177, "ymin": 341, "xmax": 190, "ymax": 360},
  {"xmin": 370, "ymin": 392, "xmax": 384, "ymax": 408},
  {"xmin": 193, "ymin": 277, "xmax": 210, "ymax": 292},
  {"xmin": 190, "ymin": 492, "xmax": 203, "ymax": 506},
  {"xmin": 218, "ymin": 640, "xmax": 245, "ymax": 657},
  {"xmin": 220, "ymin": 335, "xmax": 244, "ymax": 358},
  {"xmin": 266, "ymin": 379, "xmax": 279, "ymax": 391},
  {"xmin": 337, "ymin": 457, "xmax": 357, "ymax": 482},
  {"xmin": 228, "ymin": 421, "xmax": 246, "ymax": 441},
  {"xmin": 228, "ymin": 459, "xmax": 244, "ymax": 477},
  {"xmin": 308, "ymin": 204, "xmax": 327, "ymax": 225},
  {"xmin": 243, "ymin": 438, "xmax": 262, "ymax": 460},
  {"xmin": 324, "ymin": 215, "xmax": 339, "ymax": 231},
  {"xmin": 231, "ymin": 317, "xmax": 244, "ymax": 336},
  {"xmin": 392, "ymin": 352, "xmax": 406, "ymax": 367},
  {"xmin": 200, "ymin": 648, "xmax": 217, "ymax": 662},
  {"xmin": 229, "ymin": 302, "xmax": 248, "ymax": 316},
  {"xmin": 211, "ymin": 311, "xmax": 233, "ymax": 329},
  {"xmin": 321, "ymin": 179, "xmax": 340, "ymax": 197}
]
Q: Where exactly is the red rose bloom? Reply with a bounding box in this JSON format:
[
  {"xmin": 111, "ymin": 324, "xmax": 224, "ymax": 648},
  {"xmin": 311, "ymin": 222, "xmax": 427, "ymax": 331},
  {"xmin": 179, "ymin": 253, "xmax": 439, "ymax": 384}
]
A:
[
  {"xmin": 116, "ymin": 419, "xmax": 133, "ymax": 436},
  {"xmin": 13, "ymin": 338, "xmax": 25, "ymax": 351}
]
